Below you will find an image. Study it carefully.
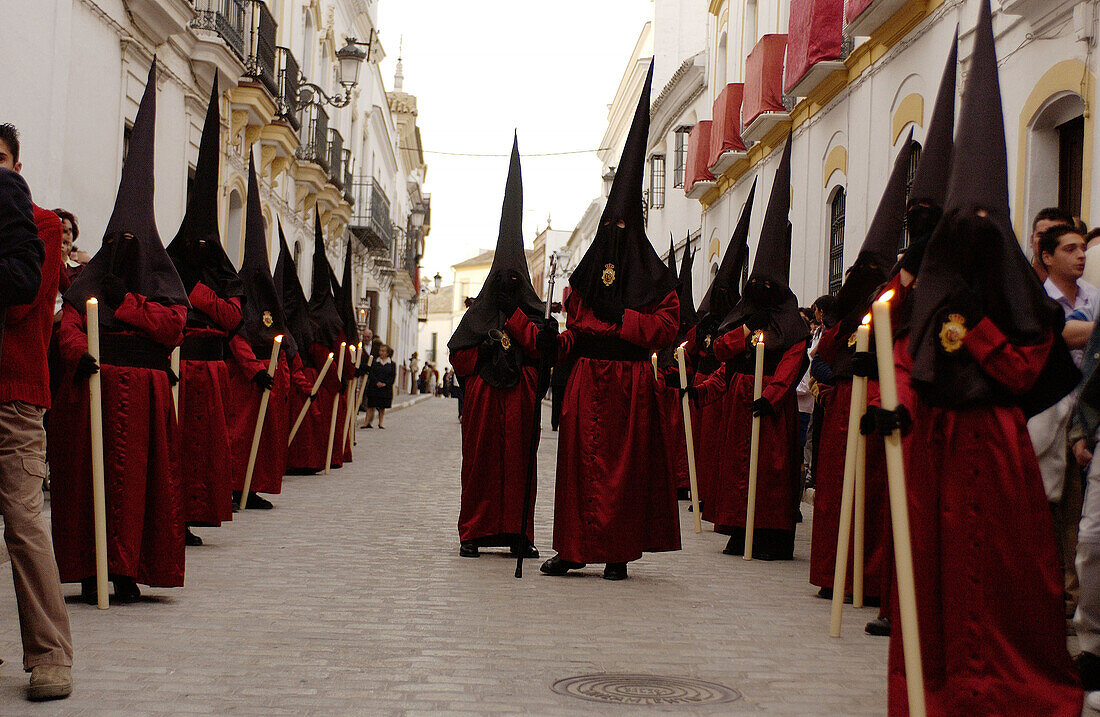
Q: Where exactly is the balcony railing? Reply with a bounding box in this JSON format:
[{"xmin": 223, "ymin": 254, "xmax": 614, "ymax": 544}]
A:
[
  {"xmin": 349, "ymin": 177, "xmax": 393, "ymax": 255},
  {"xmin": 245, "ymin": 0, "xmax": 278, "ymax": 96},
  {"xmin": 403, "ymin": 227, "xmax": 420, "ymax": 281},
  {"xmin": 342, "ymin": 150, "xmax": 354, "ymax": 205},
  {"xmin": 296, "ymin": 103, "xmax": 328, "ymax": 171},
  {"xmin": 685, "ymin": 120, "xmax": 716, "ymax": 199},
  {"xmin": 191, "ymin": 0, "xmax": 248, "ymax": 59},
  {"xmin": 784, "ymin": 0, "xmax": 846, "ymax": 98},
  {"xmin": 328, "ymin": 129, "xmax": 344, "ymax": 189},
  {"xmin": 276, "ymin": 46, "xmax": 300, "ymax": 129}
]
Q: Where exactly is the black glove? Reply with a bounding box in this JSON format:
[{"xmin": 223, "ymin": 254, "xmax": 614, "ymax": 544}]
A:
[
  {"xmin": 851, "ymin": 351, "xmax": 878, "ymax": 379},
  {"xmin": 537, "ymin": 320, "xmax": 559, "ymax": 356},
  {"xmin": 74, "ymin": 351, "xmax": 99, "ymax": 381},
  {"xmin": 252, "ymin": 369, "xmax": 274, "ymax": 391},
  {"xmin": 745, "ymin": 311, "xmax": 769, "ymax": 332},
  {"xmin": 340, "ymin": 378, "xmax": 351, "ymax": 394},
  {"xmin": 860, "ymin": 405, "xmax": 913, "ymax": 437},
  {"xmin": 593, "ymin": 295, "xmax": 625, "ymax": 324},
  {"xmin": 678, "ymin": 385, "xmax": 699, "ymax": 404},
  {"xmin": 166, "ymin": 366, "xmax": 180, "ymax": 386},
  {"xmin": 102, "ymin": 274, "xmax": 128, "ymax": 308},
  {"xmin": 750, "ymin": 397, "xmax": 773, "ymax": 417},
  {"xmin": 308, "ymin": 392, "xmax": 319, "ymax": 402}
]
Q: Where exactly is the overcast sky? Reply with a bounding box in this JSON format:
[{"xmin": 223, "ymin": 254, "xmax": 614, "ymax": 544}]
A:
[{"xmin": 378, "ymin": 0, "xmax": 654, "ymax": 282}]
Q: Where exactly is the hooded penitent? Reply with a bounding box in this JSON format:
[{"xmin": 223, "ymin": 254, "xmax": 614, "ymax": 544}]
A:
[
  {"xmin": 447, "ymin": 134, "xmax": 543, "ymax": 369},
  {"xmin": 718, "ymin": 134, "xmax": 810, "ymax": 359},
  {"xmin": 335, "ymin": 238, "xmax": 360, "ymax": 346},
  {"xmin": 166, "ymin": 77, "xmax": 244, "ymax": 324},
  {"xmin": 237, "ymin": 152, "xmax": 291, "ymax": 358},
  {"xmin": 657, "ymin": 236, "xmax": 699, "ymax": 367},
  {"xmin": 66, "ymin": 58, "xmax": 189, "ymax": 329},
  {"xmin": 568, "ymin": 62, "xmax": 678, "ymax": 319},
  {"xmin": 308, "ymin": 212, "xmax": 344, "ymax": 347},
  {"xmin": 897, "ymin": 29, "xmax": 957, "ymax": 278},
  {"xmin": 907, "ymin": 0, "xmax": 1077, "ymax": 415},
  {"xmin": 274, "ymin": 220, "xmax": 315, "ymax": 363}
]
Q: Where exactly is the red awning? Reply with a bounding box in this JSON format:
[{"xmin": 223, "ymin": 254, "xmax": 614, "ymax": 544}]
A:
[
  {"xmin": 685, "ymin": 120, "xmax": 715, "ymax": 194},
  {"xmin": 709, "ymin": 83, "xmax": 746, "ymax": 168},
  {"xmin": 784, "ymin": 0, "xmax": 844, "ymax": 94},
  {"xmin": 845, "ymin": 0, "xmax": 873, "ymax": 24},
  {"xmin": 742, "ymin": 34, "xmax": 788, "ymax": 130}
]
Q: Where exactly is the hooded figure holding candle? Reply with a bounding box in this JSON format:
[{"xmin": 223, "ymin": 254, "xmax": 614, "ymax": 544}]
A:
[
  {"xmin": 165, "ymin": 78, "xmax": 244, "ymax": 541},
  {"xmin": 693, "ymin": 134, "xmax": 810, "ymax": 561},
  {"xmin": 51, "ymin": 59, "xmax": 189, "ymax": 602},
  {"xmin": 510, "ymin": 63, "xmax": 682, "ymax": 581},
  {"xmin": 881, "ymin": 2, "xmax": 1081, "ymax": 713},
  {"xmin": 448, "ymin": 135, "xmax": 547, "ymax": 559},
  {"xmin": 224, "ymin": 153, "xmax": 291, "ymax": 509}
]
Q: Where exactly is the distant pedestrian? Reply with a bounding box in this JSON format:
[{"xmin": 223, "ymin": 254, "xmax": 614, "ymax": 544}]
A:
[
  {"xmin": 409, "ymin": 352, "xmax": 419, "ymax": 394},
  {"xmin": 364, "ymin": 344, "xmax": 396, "ymax": 428}
]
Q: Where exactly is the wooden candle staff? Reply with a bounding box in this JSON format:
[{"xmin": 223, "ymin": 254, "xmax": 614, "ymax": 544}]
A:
[
  {"xmin": 323, "ymin": 342, "xmax": 347, "ymax": 475},
  {"xmin": 287, "ymin": 352, "xmax": 333, "ymax": 446},
  {"xmin": 744, "ymin": 335, "xmax": 765, "ymax": 561},
  {"xmin": 342, "ymin": 344, "xmax": 363, "ymax": 455},
  {"xmin": 170, "ymin": 347, "xmax": 181, "ymax": 420},
  {"xmin": 352, "ymin": 354, "xmax": 373, "ymax": 445},
  {"xmin": 830, "ymin": 317, "xmax": 870, "ymax": 636},
  {"xmin": 240, "ymin": 335, "xmax": 282, "ymax": 508},
  {"xmin": 674, "ymin": 344, "xmax": 702, "ymax": 533},
  {"xmin": 872, "ymin": 290, "xmax": 926, "ymax": 717},
  {"xmin": 85, "ymin": 298, "xmax": 109, "ymax": 609}
]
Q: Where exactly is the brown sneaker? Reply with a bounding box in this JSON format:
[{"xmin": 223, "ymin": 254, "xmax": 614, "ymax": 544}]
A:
[{"xmin": 27, "ymin": 664, "xmax": 72, "ymax": 701}]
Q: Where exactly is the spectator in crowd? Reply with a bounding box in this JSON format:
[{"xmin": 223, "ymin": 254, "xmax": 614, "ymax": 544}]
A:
[
  {"xmin": 53, "ymin": 209, "xmax": 79, "ymax": 313},
  {"xmin": 804, "ymin": 294, "xmax": 836, "ymax": 488},
  {"xmin": 1083, "ymin": 227, "xmax": 1100, "ymax": 288},
  {"xmin": 0, "ymin": 122, "xmax": 74, "ymax": 701},
  {"xmin": 363, "ymin": 344, "xmax": 396, "ymax": 429},
  {"xmin": 428, "ymin": 361, "xmax": 439, "ymax": 395},
  {"xmin": 408, "ymin": 351, "xmax": 419, "ymax": 394},
  {"xmin": 1030, "ymin": 206, "xmax": 1075, "ymax": 282}
]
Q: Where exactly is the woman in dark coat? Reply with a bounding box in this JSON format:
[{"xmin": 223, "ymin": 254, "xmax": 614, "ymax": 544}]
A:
[{"xmin": 364, "ymin": 345, "xmax": 396, "ymax": 428}]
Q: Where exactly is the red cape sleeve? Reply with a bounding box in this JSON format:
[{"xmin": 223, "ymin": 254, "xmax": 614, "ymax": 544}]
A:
[
  {"xmin": 620, "ymin": 290, "xmax": 679, "ymax": 350},
  {"xmin": 713, "ymin": 327, "xmax": 749, "ymax": 362},
  {"xmin": 964, "ymin": 319, "xmax": 1052, "ymax": 395},
  {"xmin": 189, "ymin": 283, "xmax": 243, "ymax": 332},
  {"xmin": 112, "ymin": 294, "xmax": 185, "ymax": 347},
  {"xmin": 59, "ymin": 302, "xmax": 88, "ymax": 364},
  {"xmin": 762, "ymin": 340, "xmax": 808, "ymax": 407}
]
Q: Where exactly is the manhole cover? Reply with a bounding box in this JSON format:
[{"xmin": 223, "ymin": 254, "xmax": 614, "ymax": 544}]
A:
[{"xmin": 551, "ymin": 673, "xmax": 741, "ymax": 706}]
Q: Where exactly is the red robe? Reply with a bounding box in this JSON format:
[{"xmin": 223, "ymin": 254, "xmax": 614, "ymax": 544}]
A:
[
  {"xmin": 226, "ymin": 341, "xmax": 289, "ymax": 495},
  {"xmin": 888, "ymin": 326, "xmax": 1081, "ymax": 716},
  {"xmin": 452, "ymin": 309, "xmax": 541, "ymax": 545},
  {"xmin": 290, "ymin": 342, "xmax": 341, "ymax": 471},
  {"xmin": 807, "ymin": 324, "xmax": 889, "ymax": 597},
  {"xmin": 286, "ymin": 352, "xmax": 324, "ymax": 473},
  {"xmin": 49, "ymin": 295, "xmax": 187, "ymax": 587},
  {"xmin": 179, "ymin": 283, "xmax": 239, "ymax": 526},
  {"xmin": 655, "ymin": 364, "xmax": 691, "ymax": 491},
  {"xmin": 550, "ymin": 290, "xmax": 681, "ymax": 564},
  {"xmin": 696, "ymin": 330, "xmax": 806, "ymax": 552}
]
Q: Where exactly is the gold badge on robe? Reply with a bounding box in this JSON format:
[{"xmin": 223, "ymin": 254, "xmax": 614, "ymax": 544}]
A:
[
  {"xmin": 601, "ymin": 263, "xmax": 616, "ymax": 286},
  {"xmin": 704, "ymin": 334, "xmax": 712, "ymax": 349},
  {"xmin": 262, "ymin": 310, "xmax": 273, "ymax": 328},
  {"xmin": 847, "ymin": 332, "xmax": 858, "ymax": 348},
  {"xmin": 938, "ymin": 313, "xmax": 967, "ymax": 352},
  {"xmin": 500, "ymin": 332, "xmax": 512, "ymax": 350}
]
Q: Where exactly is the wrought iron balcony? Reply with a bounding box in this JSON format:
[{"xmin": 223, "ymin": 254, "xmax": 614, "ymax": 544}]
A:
[
  {"xmin": 275, "ymin": 46, "xmax": 300, "ymax": 129},
  {"xmin": 296, "ymin": 103, "xmax": 328, "ymax": 171},
  {"xmin": 245, "ymin": 0, "xmax": 278, "ymax": 96},
  {"xmin": 191, "ymin": 0, "xmax": 248, "ymax": 59},
  {"xmin": 349, "ymin": 177, "xmax": 392, "ymax": 255},
  {"xmin": 342, "ymin": 149, "xmax": 354, "ymax": 205},
  {"xmin": 327, "ymin": 129, "xmax": 344, "ymax": 190}
]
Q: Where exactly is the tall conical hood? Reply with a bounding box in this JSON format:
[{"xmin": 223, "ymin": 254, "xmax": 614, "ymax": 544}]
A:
[
  {"xmin": 697, "ymin": 178, "xmax": 757, "ymax": 320},
  {"xmin": 238, "ymin": 152, "xmax": 290, "ymax": 357},
  {"xmin": 568, "ymin": 62, "xmax": 678, "ymax": 314},
  {"xmin": 908, "ymin": 0, "xmax": 1076, "ymax": 415},
  {"xmin": 274, "ymin": 220, "xmax": 315, "ymax": 363},
  {"xmin": 678, "ymin": 236, "xmax": 697, "ymax": 330},
  {"xmin": 833, "ymin": 131, "xmax": 916, "ymax": 325},
  {"xmin": 166, "ymin": 77, "xmax": 244, "ymax": 316},
  {"xmin": 308, "ymin": 211, "xmax": 344, "ymax": 346},
  {"xmin": 335, "ymin": 239, "xmax": 360, "ymax": 344},
  {"xmin": 719, "ymin": 134, "xmax": 808, "ymax": 355},
  {"xmin": 666, "ymin": 235, "xmax": 677, "ymax": 274},
  {"xmin": 66, "ymin": 57, "xmax": 190, "ymax": 327},
  {"xmin": 449, "ymin": 134, "xmax": 543, "ymax": 353}
]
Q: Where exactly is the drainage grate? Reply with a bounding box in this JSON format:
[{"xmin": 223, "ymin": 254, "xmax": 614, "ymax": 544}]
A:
[{"xmin": 551, "ymin": 673, "xmax": 741, "ymax": 706}]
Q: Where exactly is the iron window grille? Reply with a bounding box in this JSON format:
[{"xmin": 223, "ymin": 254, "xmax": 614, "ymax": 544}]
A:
[
  {"xmin": 828, "ymin": 189, "xmax": 847, "ymax": 295},
  {"xmin": 192, "ymin": 0, "xmax": 248, "ymax": 59},
  {"xmin": 673, "ymin": 126, "xmax": 692, "ymax": 189},
  {"xmin": 900, "ymin": 142, "xmax": 922, "ymax": 251},
  {"xmin": 650, "ymin": 154, "xmax": 666, "ymax": 209}
]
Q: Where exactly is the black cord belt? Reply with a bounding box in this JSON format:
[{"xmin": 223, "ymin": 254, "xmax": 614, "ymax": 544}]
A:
[
  {"xmin": 99, "ymin": 334, "xmax": 171, "ymax": 372},
  {"xmin": 180, "ymin": 335, "xmax": 227, "ymax": 361}
]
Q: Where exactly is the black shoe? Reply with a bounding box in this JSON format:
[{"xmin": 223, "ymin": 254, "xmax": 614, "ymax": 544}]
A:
[
  {"xmin": 459, "ymin": 542, "xmax": 479, "ymax": 558},
  {"xmin": 113, "ymin": 577, "xmax": 141, "ymax": 604},
  {"xmin": 540, "ymin": 556, "xmax": 585, "ymax": 576},
  {"xmin": 676, "ymin": 487, "xmax": 691, "ymax": 501},
  {"xmin": 365, "ymin": 424, "xmax": 373, "ymax": 429},
  {"xmin": 865, "ymin": 617, "xmax": 891, "ymax": 637},
  {"xmin": 722, "ymin": 535, "xmax": 743, "ymax": 556},
  {"xmin": 79, "ymin": 578, "xmax": 97, "ymax": 605},
  {"xmin": 602, "ymin": 562, "xmax": 628, "ymax": 581},
  {"xmin": 245, "ymin": 492, "xmax": 274, "ymax": 510},
  {"xmin": 817, "ymin": 587, "xmax": 833, "ymax": 599},
  {"xmin": 185, "ymin": 528, "xmax": 203, "ymax": 546},
  {"xmin": 509, "ymin": 541, "xmax": 539, "ymax": 559},
  {"xmin": 1077, "ymin": 650, "xmax": 1100, "ymax": 690}
]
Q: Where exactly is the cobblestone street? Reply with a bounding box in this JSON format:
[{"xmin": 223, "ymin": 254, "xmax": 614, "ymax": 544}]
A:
[{"xmin": 0, "ymin": 396, "xmax": 889, "ymax": 715}]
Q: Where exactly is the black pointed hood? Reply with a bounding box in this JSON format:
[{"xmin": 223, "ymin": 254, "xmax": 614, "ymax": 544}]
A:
[
  {"xmin": 833, "ymin": 131, "xmax": 916, "ymax": 327},
  {"xmin": 448, "ymin": 134, "xmax": 543, "ymax": 353},
  {"xmin": 308, "ymin": 211, "xmax": 344, "ymax": 347},
  {"xmin": 898, "ymin": 29, "xmax": 957, "ymax": 276},
  {"xmin": 166, "ymin": 77, "xmax": 244, "ymax": 320},
  {"xmin": 697, "ymin": 179, "xmax": 757, "ymax": 321},
  {"xmin": 908, "ymin": 0, "xmax": 1076, "ymax": 415},
  {"xmin": 666, "ymin": 235, "xmax": 677, "ymax": 274},
  {"xmin": 66, "ymin": 58, "xmax": 190, "ymax": 327},
  {"xmin": 237, "ymin": 152, "xmax": 290, "ymax": 358},
  {"xmin": 719, "ymin": 134, "xmax": 809, "ymax": 355},
  {"xmin": 274, "ymin": 220, "xmax": 315, "ymax": 363},
  {"xmin": 568, "ymin": 62, "xmax": 678, "ymax": 314},
  {"xmin": 678, "ymin": 236, "xmax": 697, "ymax": 331},
  {"xmin": 335, "ymin": 239, "xmax": 360, "ymax": 345}
]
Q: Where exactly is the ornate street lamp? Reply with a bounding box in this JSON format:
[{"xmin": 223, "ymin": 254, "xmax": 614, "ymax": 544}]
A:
[
  {"xmin": 297, "ymin": 32, "xmax": 375, "ymax": 109},
  {"xmin": 433, "ymin": 272, "xmax": 442, "ymax": 292}
]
